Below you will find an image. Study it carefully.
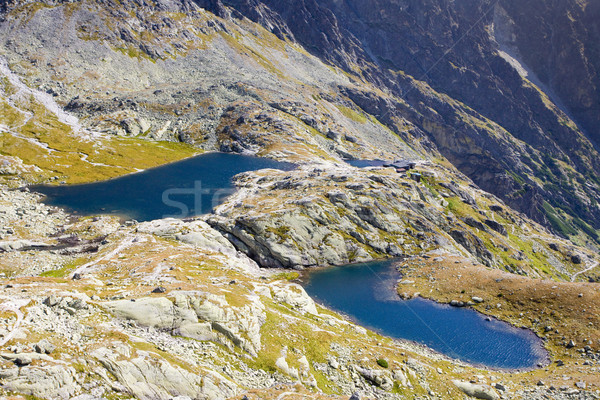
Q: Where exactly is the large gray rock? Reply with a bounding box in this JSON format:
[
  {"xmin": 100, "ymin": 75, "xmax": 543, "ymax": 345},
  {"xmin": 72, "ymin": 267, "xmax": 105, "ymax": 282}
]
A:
[
  {"xmin": 34, "ymin": 339, "xmax": 56, "ymax": 354},
  {"xmin": 103, "ymin": 293, "xmax": 266, "ymax": 357},
  {"xmin": 269, "ymin": 282, "xmax": 319, "ymax": 315},
  {"xmin": 452, "ymin": 380, "xmax": 499, "ymax": 400},
  {"xmin": 137, "ymin": 219, "xmax": 236, "ymax": 255},
  {"xmin": 94, "ymin": 347, "xmax": 237, "ymax": 400},
  {"xmin": 173, "ymin": 292, "xmax": 266, "ymax": 357},
  {"xmin": 103, "ymin": 297, "xmax": 197, "ymax": 329},
  {"xmin": 0, "ymin": 365, "xmax": 79, "ymax": 399},
  {"xmin": 0, "ymin": 239, "xmax": 50, "ymax": 252},
  {"xmin": 354, "ymin": 366, "xmax": 394, "ymax": 390}
]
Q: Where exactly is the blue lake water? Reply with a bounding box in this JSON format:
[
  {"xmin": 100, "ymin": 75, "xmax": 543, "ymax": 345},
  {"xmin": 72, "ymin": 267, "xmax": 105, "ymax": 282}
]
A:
[
  {"xmin": 302, "ymin": 259, "xmax": 548, "ymax": 370},
  {"xmin": 32, "ymin": 153, "xmax": 294, "ymax": 222}
]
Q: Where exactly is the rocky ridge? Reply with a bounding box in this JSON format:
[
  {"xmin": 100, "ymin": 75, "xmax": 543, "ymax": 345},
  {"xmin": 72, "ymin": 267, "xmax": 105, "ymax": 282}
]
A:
[{"xmin": 206, "ymin": 163, "xmax": 595, "ymax": 280}]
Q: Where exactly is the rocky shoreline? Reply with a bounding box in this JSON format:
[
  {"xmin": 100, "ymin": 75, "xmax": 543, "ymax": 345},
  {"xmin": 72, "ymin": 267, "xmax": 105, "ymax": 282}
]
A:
[{"xmin": 1, "ymin": 167, "xmax": 600, "ymax": 399}]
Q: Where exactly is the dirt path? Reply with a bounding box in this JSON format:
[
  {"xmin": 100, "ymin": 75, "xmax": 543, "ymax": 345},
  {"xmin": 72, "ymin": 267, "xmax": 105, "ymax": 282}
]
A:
[
  {"xmin": 0, "ymin": 299, "xmax": 31, "ymax": 346},
  {"xmin": 571, "ymin": 261, "xmax": 599, "ymax": 282},
  {"xmin": 72, "ymin": 234, "xmax": 137, "ymax": 278}
]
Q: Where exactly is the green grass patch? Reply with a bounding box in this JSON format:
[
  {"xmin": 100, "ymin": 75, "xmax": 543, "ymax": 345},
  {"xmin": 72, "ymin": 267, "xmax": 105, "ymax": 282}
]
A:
[
  {"xmin": 40, "ymin": 257, "xmax": 87, "ymax": 278},
  {"xmin": 271, "ymin": 271, "xmax": 300, "ymax": 281},
  {"xmin": 542, "ymin": 202, "xmax": 577, "ymax": 238},
  {"xmin": 335, "ymin": 104, "xmax": 368, "ymax": 124},
  {"xmin": 573, "ymin": 217, "xmax": 599, "ymax": 241}
]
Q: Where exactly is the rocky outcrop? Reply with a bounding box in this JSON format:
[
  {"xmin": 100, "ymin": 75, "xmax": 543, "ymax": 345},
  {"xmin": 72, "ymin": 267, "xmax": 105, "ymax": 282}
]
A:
[
  {"xmin": 0, "ymin": 365, "xmax": 80, "ymax": 399},
  {"xmin": 138, "ymin": 219, "xmax": 238, "ymax": 255},
  {"xmin": 207, "ymin": 167, "xmax": 451, "ymax": 268},
  {"xmin": 94, "ymin": 347, "xmax": 237, "ymax": 400},
  {"xmin": 104, "ymin": 297, "xmax": 196, "ymax": 330},
  {"xmin": 204, "ymin": 164, "xmax": 589, "ymax": 274},
  {"xmin": 137, "ymin": 217, "xmax": 263, "ymax": 274},
  {"xmin": 453, "ymin": 380, "xmax": 499, "ymax": 400},
  {"xmin": 354, "ymin": 366, "xmax": 394, "ymax": 391},
  {"xmin": 104, "ymin": 292, "xmax": 266, "ymax": 356},
  {"xmin": 269, "ymin": 282, "xmax": 318, "ymax": 315}
]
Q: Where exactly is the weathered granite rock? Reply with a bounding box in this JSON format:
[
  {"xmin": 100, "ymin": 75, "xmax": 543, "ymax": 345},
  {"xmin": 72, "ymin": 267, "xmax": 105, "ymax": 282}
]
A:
[
  {"xmin": 34, "ymin": 339, "xmax": 56, "ymax": 354},
  {"xmin": 138, "ymin": 219, "xmax": 237, "ymax": 255},
  {"xmin": 94, "ymin": 347, "xmax": 237, "ymax": 400},
  {"xmin": 103, "ymin": 297, "xmax": 197, "ymax": 330},
  {"xmin": 453, "ymin": 380, "xmax": 499, "ymax": 400},
  {"xmin": 269, "ymin": 282, "xmax": 319, "ymax": 315},
  {"xmin": 103, "ymin": 293, "xmax": 266, "ymax": 357},
  {"xmin": 354, "ymin": 366, "xmax": 394, "ymax": 390},
  {"xmin": 0, "ymin": 365, "xmax": 79, "ymax": 399}
]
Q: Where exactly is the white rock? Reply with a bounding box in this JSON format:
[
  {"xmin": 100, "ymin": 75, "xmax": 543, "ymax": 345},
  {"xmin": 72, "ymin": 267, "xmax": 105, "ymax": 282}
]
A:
[
  {"xmin": 452, "ymin": 380, "xmax": 499, "ymax": 400},
  {"xmin": 103, "ymin": 297, "xmax": 196, "ymax": 329},
  {"xmin": 269, "ymin": 282, "xmax": 318, "ymax": 315}
]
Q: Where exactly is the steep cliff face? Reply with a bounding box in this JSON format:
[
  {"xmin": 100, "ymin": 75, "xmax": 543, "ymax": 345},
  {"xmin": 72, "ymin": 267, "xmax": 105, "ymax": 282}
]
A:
[
  {"xmin": 206, "ymin": 0, "xmax": 600, "ymax": 243},
  {"xmin": 497, "ymin": 0, "xmax": 600, "ymax": 144}
]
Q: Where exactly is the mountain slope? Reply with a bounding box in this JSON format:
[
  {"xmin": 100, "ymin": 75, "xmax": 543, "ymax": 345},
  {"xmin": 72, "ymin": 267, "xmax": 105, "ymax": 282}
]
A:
[{"xmin": 198, "ymin": 0, "xmax": 600, "ymax": 246}]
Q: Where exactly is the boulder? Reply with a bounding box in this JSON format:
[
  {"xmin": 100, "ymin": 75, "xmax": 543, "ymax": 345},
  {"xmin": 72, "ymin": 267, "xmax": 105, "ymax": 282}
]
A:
[
  {"xmin": 94, "ymin": 347, "xmax": 237, "ymax": 399},
  {"xmin": 0, "ymin": 239, "xmax": 50, "ymax": 252},
  {"xmin": 1, "ymin": 352, "xmax": 55, "ymax": 364},
  {"xmin": 174, "ymin": 292, "xmax": 266, "ymax": 356},
  {"xmin": 450, "ymin": 300, "xmax": 465, "ymax": 307},
  {"xmin": 270, "ymin": 283, "xmax": 319, "ymax": 315},
  {"xmin": 463, "ymin": 217, "xmax": 486, "ymax": 231},
  {"xmin": 452, "ymin": 380, "xmax": 499, "ymax": 400},
  {"xmin": 489, "ymin": 205, "xmax": 504, "ymax": 213},
  {"xmin": 104, "ymin": 292, "xmax": 267, "ymax": 357},
  {"xmin": 43, "ymin": 295, "xmax": 61, "ymax": 307},
  {"xmin": 392, "ymin": 370, "xmax": 409, "ymax": 387},
  {"xmin": 103, "ymin": 297, "xmax": 197, "ymax": 329},
  {"xmin": 0, "ymin": 365, "xmax": 78, "ymax": 398},
  {"xmin": 33, "ymin": 339, "xmax": 56, "ymax": 355},
  {"xmin": 138, "ymin": 219, "xmax": 237, "ymax": 255},
  {"xmin": 174, "ymin": 322, "xmax": 218, "ymax": 342},
  {"xmin": 354, "ymin": 366, "xmax": 393, "ymax": 390},
  {"xmin": 484, "ymin": 220, "xmax": 507, "ymax": 236}
]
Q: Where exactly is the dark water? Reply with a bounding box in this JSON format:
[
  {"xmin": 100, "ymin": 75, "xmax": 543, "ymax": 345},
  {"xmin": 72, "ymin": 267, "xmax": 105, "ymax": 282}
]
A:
[
  {"xmin": 302, "ymin": 259, "xmax": 547, "ymax": 370},
  {"xmin": 32, "ymin": 153, "xmax": 294, "ymax": 222},
  {"xmin": 345, "ymin": 159, "xmax": 388, "ymax": 168}
]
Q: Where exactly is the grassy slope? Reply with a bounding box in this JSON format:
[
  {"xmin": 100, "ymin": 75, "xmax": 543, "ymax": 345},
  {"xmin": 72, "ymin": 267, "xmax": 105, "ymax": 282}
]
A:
[{"xmin": 0, "ymin": 80, "xmax": 199, "ymax": 186}]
